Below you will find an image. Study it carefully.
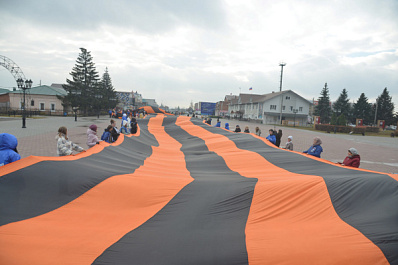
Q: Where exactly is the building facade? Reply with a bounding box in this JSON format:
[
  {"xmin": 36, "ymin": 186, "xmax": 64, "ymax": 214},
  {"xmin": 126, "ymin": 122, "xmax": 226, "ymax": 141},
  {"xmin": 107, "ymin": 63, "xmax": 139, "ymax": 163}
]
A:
[
  {"xmin": 0, "ymin": 85, "xmax": 67, "ymax": 115},
  {"xmin": 228, "ymin": 90, "xmax": 312, "ymax": 125}
]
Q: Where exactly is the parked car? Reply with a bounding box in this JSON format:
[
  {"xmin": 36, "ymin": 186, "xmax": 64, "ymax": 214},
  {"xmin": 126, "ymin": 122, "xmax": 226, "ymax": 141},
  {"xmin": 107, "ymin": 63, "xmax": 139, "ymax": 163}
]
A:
[{"xmin": 386, "ymin": 125, "xmax": 397, "ymax": 130}]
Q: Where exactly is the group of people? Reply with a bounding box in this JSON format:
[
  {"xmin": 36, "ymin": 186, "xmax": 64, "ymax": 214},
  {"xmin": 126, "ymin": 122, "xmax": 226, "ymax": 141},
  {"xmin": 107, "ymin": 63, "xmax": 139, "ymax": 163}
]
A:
[
  {"xmin": 209, "ymin": 119, "xmax": 361, "ymax": 168},
  {"xmin": 55, "ymin": 117, "xmax": 138, "ymax": 157},
  {"xmin": 0, "ymin": 118, "xmax": 359, "ymax": 168}
]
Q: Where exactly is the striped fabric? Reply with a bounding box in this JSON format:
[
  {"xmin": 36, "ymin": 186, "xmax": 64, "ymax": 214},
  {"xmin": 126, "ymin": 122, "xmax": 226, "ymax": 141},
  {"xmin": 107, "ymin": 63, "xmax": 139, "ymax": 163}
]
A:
[{"xmin": 1, "ymin": 115, "xmax": 397, "ymax": 265}]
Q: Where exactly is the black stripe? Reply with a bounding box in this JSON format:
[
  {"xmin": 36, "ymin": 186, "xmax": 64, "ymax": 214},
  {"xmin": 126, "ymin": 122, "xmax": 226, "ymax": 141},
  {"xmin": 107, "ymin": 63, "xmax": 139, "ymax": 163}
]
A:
[
  {"xmin": 194, "ymin": 119, "xmax": 398, "ymax": 264},
  {"xmin": 93, "ymin": 116, "xmax": 257, "ymax": 265},
  {"xmin": 0, "ymin": 118, "xmax": 158, "ymax": 226}
]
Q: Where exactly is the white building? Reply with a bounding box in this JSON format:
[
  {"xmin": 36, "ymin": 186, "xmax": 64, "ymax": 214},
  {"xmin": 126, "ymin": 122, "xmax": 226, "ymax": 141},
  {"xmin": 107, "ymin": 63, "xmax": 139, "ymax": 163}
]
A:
[{"xmin": 228, "ymin": 90, "xmax": 312, "ymax": 125}]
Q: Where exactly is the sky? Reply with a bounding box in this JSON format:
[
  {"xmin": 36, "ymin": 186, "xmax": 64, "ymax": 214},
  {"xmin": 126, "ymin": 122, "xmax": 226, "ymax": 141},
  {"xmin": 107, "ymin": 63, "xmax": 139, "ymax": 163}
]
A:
[{"xmin": 0, "ymin": 0, "xmax": 397, "ymax": 109}]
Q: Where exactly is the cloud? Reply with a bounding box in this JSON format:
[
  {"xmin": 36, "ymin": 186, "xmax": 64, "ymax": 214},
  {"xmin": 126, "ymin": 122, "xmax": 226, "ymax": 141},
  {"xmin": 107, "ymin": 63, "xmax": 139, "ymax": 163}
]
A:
[{"xmin": 0, "ymin": 0, "xmax": 397, "ymax": 109}]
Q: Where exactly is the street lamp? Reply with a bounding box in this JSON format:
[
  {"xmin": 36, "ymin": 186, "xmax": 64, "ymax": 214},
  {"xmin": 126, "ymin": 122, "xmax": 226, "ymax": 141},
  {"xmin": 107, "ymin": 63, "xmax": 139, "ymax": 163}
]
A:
[
  {"xmin": 72, "ymin": 107, "xmax": 79, "ymax": 122},
  {"xmin": 278, "ymin": 62, "xmax": 286, "ymax": 125},
  {"xmin": 71, "ymin": 89, "xmax": 81, "ymax": 122},
  {"xmin": 293, "ymin": 109, "xmax": 298, "ymax": 127},
  {"xmin": 17, "ymin": 78, "xmax": 33, "ymax": 128}
]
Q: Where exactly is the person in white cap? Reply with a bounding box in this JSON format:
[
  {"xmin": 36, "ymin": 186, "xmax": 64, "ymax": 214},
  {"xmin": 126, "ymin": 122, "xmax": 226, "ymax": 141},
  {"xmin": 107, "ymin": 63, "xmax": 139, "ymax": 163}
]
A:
[{"xmin": 284, "ymin": 136, "xmax": 293, "ymax": 150}]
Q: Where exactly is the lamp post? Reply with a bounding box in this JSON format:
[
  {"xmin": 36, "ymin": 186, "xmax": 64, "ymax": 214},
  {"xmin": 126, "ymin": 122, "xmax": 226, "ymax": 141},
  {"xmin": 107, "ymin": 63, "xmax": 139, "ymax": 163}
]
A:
[
  {"xmin": 72, "ymin": 107, "xmax": 78, "ymax": 122},
  {"xmin": 293, "ymin": 109, "xmax": 298, "ymax": 127},
  {"xmin": 373, "ymin": 98, "xmax": 379, "ymax": 126},
  {"xmin": 17, "ymin": 78, "xmax": 33, "ymax": 128},
  {"xmin": 278, "ymin": 62, "xmax": 286, "ymax": 125}
]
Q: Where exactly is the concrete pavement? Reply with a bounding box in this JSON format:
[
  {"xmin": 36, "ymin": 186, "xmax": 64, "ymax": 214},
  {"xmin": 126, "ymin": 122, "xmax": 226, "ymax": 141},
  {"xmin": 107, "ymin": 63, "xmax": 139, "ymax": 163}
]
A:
[{"xmin": 1, "ymin": 115, "xmax": 397, "ymax": 174}]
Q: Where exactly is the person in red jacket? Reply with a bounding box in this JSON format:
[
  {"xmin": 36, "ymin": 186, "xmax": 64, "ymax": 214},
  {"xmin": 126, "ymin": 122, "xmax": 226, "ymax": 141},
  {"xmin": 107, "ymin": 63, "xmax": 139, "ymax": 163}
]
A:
[{"xmin": 337, "ymin": 147, "xmax": 360, "ymax": 168}]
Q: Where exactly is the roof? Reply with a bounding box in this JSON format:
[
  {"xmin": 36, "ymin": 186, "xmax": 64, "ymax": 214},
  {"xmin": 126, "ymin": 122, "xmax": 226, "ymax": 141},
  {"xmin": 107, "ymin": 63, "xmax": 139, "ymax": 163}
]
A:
[
  {"xmin": 230, "ymin": 90, "xmax": 313, "ymax": 105},
  {"xmin": 0, "ymin": 88, "xmax": 10, "ymax": 95},
  {"xmin": 9, "ymin": 85, "xmax": 67, "ymax": 96}
]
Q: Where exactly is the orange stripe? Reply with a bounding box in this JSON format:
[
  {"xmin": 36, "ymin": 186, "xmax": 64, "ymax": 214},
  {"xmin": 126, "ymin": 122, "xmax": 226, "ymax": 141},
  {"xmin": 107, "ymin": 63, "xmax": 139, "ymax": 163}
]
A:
[
  {"xmin": 0, "ymin": 115, "xmax": 193, "ymax": 265},
  {"xmin": 176, "ymin": 116, "xmax": 389, "ymax": 265}
]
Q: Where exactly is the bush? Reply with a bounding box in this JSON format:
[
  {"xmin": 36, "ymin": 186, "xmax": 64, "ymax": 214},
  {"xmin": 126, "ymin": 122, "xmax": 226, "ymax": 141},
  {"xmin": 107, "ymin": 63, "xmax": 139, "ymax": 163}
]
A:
[{"xmin": 315, "ymin": 124, "xmax": 379, "ymax": 134}]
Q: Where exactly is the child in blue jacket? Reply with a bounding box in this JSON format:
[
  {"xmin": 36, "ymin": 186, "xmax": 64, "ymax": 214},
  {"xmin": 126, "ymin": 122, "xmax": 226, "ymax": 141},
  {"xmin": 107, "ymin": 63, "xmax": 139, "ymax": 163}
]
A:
[
  {"xmin": 266, "ymin": 129, "xmax": 276, "ymax": 145},
  {"xmin": 101, "ymin": 125, "xmax": 113, "ymax": 143}
]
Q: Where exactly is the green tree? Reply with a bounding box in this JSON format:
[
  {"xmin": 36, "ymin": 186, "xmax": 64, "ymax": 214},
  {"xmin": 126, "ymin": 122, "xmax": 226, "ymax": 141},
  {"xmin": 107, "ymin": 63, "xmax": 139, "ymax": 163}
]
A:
[
  {"xmin": 333, "ymin": 88, "xmax": 351, "ymax": 121},
  {"xmin": 337, "ymin": 114, "xmax": 347, "ymax": 126},
  {"xmin": 61, "ymin": 48, "xmax": 100, "ymax": 115},
  {"xmin": 314, "ymin": 83, "xmax": 332, "ymax": 124},
  {"xmin": 330, "ymin": 112, "xmax": 338, "ymax": 125},
  {"xmin": 100, "ymin": 67, "xmax": 118, "ymax": 111},
  {"xmin": 373, "ymin": 87, "xmax": 395, "ymax": 125},
  {"xmin": 353, "ymin": 93, "xmax": 373, "ymax": 125}
]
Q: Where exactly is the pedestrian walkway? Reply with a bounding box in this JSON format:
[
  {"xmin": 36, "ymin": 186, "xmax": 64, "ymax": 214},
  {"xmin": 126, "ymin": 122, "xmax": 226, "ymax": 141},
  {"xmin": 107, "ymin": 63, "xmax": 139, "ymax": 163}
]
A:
[
  {"xmin": 1, "ymin": 115, "xmax": 112, "ymax": 158},
  {"xmin": 1, "ymin": 115, "xmax": 397, "ymax": 174}
]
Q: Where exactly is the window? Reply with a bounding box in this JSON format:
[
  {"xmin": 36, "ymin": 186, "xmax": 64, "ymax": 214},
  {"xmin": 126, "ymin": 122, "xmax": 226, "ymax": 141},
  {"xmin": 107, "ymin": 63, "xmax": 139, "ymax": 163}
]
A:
[
  {"xmin": 31, "ymin": 100, "xmax": 34, "ymax": 106},
  {"xmin": 270, "ymin": 105, "xmax": 277, "ymax": 110},
  {"xmin": 51, "ymin": 104, "xmax": 55, "ymax": 111},
  {"xmin": 299, "ymin": 107, "xmax": 303, "ymax": 112},
  {"xmin": 40, "ymin": 103, "xmax": 45, "ymax": 111},
  {"xmin": 282, "ymin": 106, "xmax": 285, "ymax": 110},
  {"xmin": 290, "ymin": 106, "xmax": 293, "ymax": 111},
  {"xmin": 285, "ymin": 96, "xmax": 290, "ymax": 100}
]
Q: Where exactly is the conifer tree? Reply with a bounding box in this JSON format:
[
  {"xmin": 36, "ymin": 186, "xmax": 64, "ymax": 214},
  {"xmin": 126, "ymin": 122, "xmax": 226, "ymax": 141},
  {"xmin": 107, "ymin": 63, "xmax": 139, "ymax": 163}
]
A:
[
  {"xmin": 374, "ymin": 87, "xmax": 395, "ymax": 125},
  {"xmin": 314, "ymin": 83, "xmax": 332, "ymax": 124},
  {"xmin": 61, "ymin": 48, "xmax": 100, "ymax": 115},
  {"xmin": 333, "ymin": 88, "xmax": 351, "ymax": 121},
  {"xmin": 353, "ymin": 93, "xmax": 373, "ymax": 125},
  {"xmin": 100, "ymin": 67, "xmax": 118, "ymax": 110}
]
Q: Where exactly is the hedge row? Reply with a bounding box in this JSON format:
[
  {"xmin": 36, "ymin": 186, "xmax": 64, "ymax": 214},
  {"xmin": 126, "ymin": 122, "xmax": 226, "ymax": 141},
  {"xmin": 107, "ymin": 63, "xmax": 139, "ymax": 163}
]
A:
[{"xmin": 315, "ymin": 124, "xmax": 379, "ymax": 134}]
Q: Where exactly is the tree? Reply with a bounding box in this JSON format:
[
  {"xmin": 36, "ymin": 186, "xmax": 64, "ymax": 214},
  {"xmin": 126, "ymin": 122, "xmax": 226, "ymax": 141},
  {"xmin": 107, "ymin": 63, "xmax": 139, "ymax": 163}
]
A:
[
  {"xmin": 314, "ymin": 83, "xmax": 332, "ymax": 124},
  {"xmin": 373, "ymin": 87, "xmax": 395, "ymax": 125},
  {"xmin": 333, "ymin": 88, "xmax": 351, "ymax": 121},
  {"xmin": 337, "ymin": 114, "xmax": 347, "ymax": 126},
  {"xmin": 353, "ymin": 93, "xmax": 373, "ymax": 125},
  {"xmin": 100, "ymin": 67, "xmax": 118, "ymax": 111},
  {"xmin": 331, "ymin": 112, "xmax": 338, "ymax": 125},
  {"xmin": 61, "ymin": 48, "xmax": 100, "ymax": 115}
]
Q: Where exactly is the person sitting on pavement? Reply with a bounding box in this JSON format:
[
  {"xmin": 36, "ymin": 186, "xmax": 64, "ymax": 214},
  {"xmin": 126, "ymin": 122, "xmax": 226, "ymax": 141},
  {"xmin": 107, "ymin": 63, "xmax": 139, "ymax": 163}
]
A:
[
  {"xmin": 214, "ymin": 121, "xmax": 221, "ymax": 127},
  {"xmin": 337, "ymin": 147, "xmax": 360, "ymax": 168},
  {"xmin": 110, "ymin": 119, "xmax": 120, "ymax": 142},
  {"xmin": 56, "ymin": 126, "xmax": 84, "ymax": 156},
  {"xmin": 225, "ymin": 123, "xmax": 230, "ymax": 130},
  {"xmin": 303, "ymin": 137, "xmax": 323, "ymax": 158},
  {"xmin": 255, "ymin": 127, "xmax": 261, "ymax": 136},
  {"xmin": 266, "ymin": 129, "xmax": 276, "ymax": 145},
  {"xmin": 86, "ymin": 124, "xmax": 102, "ymax": 148},
  {"xmin": 120, "ymin": 123, "xmax": 130, "ymax": 134},
  {"xmin": 130, "ymin": 117, "xmax": 138, "ymax": 134},
  {"xmin": 234, "ymin": 125, "xmax": 241, "ymax": 133},
  {"xmin": 101, "ymin": 125, "xmax": 114, "ymax": 143},
  {"xmin": 283, "ymin": 136, "xmax": 293, "ymax": 150},
  {"xmin": 0, "ymin": 133, "xmax": 21, "ymax": 167},
  {"xmin": 244, "ymin": 126, "xmax": 250, "ymax": 133},
  {"xmin": 275, "ymin": 129, "xmax": 283, "ymax": 147}
]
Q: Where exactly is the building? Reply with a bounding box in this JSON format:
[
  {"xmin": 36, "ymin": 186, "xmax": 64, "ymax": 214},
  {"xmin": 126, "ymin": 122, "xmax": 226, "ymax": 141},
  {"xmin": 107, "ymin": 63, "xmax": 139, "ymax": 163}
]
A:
[
  {"xmin": 215, "ymin": 94, "xmax": 238, "ymax": 117},
  {"xmin": 142, "ymin": 98, "xmax": 159, "ymax": 107},
  {"xmin": 0, "ymin": 85, "xmax": 67, "ymax": 115},
  {"xmin": 228, "ymin": 90, "xmax": 312, "ymax": 125}
]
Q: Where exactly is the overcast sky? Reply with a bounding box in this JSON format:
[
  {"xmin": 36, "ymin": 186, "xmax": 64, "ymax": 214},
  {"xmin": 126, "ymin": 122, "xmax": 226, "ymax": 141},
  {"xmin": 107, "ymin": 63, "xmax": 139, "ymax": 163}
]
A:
[{"xmin": 0, "ymin": 0, "xmax": 397, "ymax": 108}]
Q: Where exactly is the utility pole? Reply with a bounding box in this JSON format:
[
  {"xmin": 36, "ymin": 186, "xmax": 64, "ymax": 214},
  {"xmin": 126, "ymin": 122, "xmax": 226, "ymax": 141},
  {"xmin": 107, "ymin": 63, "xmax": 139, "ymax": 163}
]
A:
[
  {"xmin": 373, "ymin": 97, "xmax": 379, "ymax": 126},
  {"xmin": 279, "ymin": 62, "xmax": 286, "ymax": 125}
]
